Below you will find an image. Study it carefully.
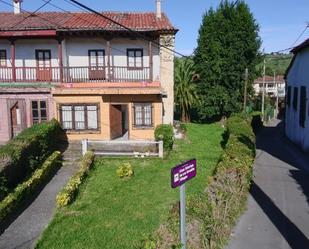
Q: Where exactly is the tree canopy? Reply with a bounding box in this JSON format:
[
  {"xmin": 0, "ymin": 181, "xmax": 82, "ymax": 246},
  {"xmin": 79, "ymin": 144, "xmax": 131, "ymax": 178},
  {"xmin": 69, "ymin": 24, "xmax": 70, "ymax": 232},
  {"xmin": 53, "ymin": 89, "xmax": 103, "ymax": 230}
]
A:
[{"xmin": 194, "ymin": 0, "xmax": 262, "ymax": 120}]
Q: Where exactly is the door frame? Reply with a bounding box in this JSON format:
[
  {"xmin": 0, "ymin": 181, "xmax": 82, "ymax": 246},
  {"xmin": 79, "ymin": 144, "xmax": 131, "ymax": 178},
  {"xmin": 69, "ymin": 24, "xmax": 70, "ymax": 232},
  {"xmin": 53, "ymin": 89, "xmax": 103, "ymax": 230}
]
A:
[{"xmin": 110, "ymin": 103, "xmax": 129, "ymax": 140}]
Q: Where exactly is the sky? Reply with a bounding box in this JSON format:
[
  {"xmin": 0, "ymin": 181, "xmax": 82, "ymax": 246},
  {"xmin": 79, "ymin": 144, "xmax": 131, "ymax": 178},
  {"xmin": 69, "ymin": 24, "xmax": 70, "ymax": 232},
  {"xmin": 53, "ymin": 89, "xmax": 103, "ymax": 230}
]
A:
[{"xmin": 1, "ymin": 0, "xmax": 309, "ymax": 55}]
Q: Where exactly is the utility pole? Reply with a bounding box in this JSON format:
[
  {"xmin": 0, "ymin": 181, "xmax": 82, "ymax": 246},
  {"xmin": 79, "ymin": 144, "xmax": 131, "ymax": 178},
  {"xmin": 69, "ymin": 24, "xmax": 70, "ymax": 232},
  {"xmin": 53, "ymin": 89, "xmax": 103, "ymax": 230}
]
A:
[
  {"xmin": 243, "ymin": 68, "xmax": 248, "ymax": 113},
  {"xmin": 261, "ymin": 59, "xmax": 266, "ymax": 120},
  {"xmin": 275, "ymin": 72, "xmax": 279, "ymax": 118}
]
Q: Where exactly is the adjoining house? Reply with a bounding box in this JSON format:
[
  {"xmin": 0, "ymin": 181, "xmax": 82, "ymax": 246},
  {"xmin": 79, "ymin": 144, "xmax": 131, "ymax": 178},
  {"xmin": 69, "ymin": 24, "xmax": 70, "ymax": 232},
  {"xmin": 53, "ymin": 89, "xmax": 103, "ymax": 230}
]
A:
[
  {"xmin": 285, "ymin": 39, "xmax": 309, "ymax": 152},
  {"xmin": 253, "ymin": 75, "xmax": 285, "ymax": 98},
  {"xmin": 0, "ymin": 0, "xmax": 177, "ymax": 143}
]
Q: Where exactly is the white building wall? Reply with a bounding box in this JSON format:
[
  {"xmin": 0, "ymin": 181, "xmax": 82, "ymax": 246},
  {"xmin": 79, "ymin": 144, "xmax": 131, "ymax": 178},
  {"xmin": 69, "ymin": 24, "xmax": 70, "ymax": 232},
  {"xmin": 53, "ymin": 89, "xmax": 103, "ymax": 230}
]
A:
[
  {"xmin": 285, "ymin": 47, "xmax": 309, "ymax": 151},
  {"xmin": 0, "ymin": 38, "xmax": 160, "ymax": 82}
]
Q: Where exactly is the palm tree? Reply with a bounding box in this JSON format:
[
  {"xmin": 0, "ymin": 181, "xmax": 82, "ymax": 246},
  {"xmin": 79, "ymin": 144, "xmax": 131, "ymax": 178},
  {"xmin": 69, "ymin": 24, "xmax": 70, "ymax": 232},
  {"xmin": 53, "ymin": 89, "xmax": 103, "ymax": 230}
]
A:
[{"xmin": 174, "ymin": 58, "xmax": 199, "ymax": 122}]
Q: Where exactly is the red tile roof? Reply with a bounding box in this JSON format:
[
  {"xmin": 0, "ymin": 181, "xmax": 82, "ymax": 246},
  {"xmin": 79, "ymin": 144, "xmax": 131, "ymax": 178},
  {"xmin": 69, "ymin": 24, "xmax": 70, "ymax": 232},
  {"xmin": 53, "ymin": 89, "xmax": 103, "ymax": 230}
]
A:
[
  {"xmin": 0, "ymin": 12, "xmax": 177, "ymax": 33},
  {"xmin": 254, "ymin": 75, "xmax": 285, "ymax": 84}
]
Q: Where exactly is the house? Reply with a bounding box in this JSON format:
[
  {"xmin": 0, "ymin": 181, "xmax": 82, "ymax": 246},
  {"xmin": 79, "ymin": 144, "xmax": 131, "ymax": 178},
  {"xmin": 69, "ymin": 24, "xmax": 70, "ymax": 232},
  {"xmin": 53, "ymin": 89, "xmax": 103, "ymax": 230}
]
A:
[
  {"xmin": 253, "ymin": 75, "xmax": 285, "ymax": 98},
  {"xmin": 285, "ymin": 38, "xmax": 309, "ymax": 152},
  {"xmin": 0, "ymin": 0, "xmax": 177, "ymax": 143}
]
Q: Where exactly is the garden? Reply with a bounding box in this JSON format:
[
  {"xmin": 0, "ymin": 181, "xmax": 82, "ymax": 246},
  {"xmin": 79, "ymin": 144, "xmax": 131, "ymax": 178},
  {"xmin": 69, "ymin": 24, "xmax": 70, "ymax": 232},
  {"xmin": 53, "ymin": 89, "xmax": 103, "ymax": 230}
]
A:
[{"xmin": 35, "ymin": 122, "xmax": 224, "ymax": 249}]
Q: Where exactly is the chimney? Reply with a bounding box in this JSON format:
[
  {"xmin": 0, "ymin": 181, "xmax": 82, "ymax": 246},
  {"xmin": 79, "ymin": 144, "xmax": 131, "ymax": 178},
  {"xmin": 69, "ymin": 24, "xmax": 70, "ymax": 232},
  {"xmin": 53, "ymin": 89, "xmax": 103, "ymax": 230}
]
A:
[
  {"xmin": 13, "ymin": 0, "xmax": 22, "ymax": 14},
  {"xmin": 156, "ymin": 0, "xmax": 161, "ymax": 19}
]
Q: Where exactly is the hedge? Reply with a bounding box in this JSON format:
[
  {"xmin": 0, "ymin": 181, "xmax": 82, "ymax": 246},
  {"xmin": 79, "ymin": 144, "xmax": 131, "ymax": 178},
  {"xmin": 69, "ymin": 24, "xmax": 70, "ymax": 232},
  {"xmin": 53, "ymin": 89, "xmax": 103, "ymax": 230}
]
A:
[
  {"xmin": 56, "ymin": 151, "xmax": 95, "ymax": 208},
  {"xmin": 142, "ymin": 115, "xmax": 256, "ymax": 249},
  {"xmin": 0, "ymin": 151, "xmax": 61, "ymax": 223},
  {"xmin": 0, "ymin": 119, "xmax": 61, "ymax": 201}
]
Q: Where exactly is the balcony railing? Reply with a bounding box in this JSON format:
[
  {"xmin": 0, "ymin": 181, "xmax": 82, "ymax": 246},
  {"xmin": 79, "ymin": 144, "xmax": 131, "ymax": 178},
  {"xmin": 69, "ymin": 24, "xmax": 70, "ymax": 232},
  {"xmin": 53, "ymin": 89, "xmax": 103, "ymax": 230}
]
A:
[{"xmin": 0, "ymin": 66, "xmax": 151, "ymax": 83}]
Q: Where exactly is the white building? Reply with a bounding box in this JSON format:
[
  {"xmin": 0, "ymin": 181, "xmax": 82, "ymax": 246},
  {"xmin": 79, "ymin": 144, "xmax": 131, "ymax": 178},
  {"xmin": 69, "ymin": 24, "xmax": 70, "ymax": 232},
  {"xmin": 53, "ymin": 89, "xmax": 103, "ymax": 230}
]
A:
[
  {"xmin": 253, "ymin": 75, "xmax": 285, "ymax": 98},
  {"xmin": 285, "ymin": 39, "xmax": 309, "ymax": 152}
]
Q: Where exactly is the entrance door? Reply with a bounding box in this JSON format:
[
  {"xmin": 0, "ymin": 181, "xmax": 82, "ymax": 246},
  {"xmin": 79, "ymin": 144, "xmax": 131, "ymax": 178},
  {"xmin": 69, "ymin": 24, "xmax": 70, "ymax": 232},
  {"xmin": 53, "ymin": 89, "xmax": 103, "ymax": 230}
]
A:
[
  {"xmin": 89, "ymin": 50, "xmax": 105, "ymax": 81},
  {"xmin": 110, "ymin": 105, "xmax": 128, "ymax": 140},
  {"xmin": 10, "ymin": 103, "xmax": 22, "ymax": 138},
  {"xmin": 36, "ymin": 50, "xmax": 52, "ymax": 81}
]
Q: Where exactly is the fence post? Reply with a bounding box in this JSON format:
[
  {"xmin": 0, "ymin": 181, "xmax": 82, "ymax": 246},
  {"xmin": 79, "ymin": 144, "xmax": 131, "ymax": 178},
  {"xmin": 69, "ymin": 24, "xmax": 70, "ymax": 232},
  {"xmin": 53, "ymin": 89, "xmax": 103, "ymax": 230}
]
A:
[
  {"xmin": 159, "ymin": 140, "xmax": 164, "ymax": 158},
  {"xmin": 81, "ymin": 139, "xmax": 88, "ymax": 156}
]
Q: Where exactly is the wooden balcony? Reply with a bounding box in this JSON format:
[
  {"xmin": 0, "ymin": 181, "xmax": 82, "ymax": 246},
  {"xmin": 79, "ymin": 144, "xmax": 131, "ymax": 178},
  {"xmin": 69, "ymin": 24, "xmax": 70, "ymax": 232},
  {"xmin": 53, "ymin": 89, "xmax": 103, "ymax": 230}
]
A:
[{"xmin": 0, "ymin": 66, "xmax": 151, "ymax": 83}]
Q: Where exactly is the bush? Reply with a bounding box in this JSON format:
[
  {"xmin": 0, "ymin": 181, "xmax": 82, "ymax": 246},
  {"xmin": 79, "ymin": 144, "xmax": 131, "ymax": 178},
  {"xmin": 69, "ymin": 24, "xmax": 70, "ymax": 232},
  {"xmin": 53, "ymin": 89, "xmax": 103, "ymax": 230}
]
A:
[
  {"xmin": 154, "ymin": 124, "xmax": 174, "ymax": 151},
  {"xmin": 250, "ymin": 112, "xmax": 263, "ymax": 134},
  {"xmin": 116, "ymin": 163, "xmax": 134, "ymax": 178},
  {"xmin": 0, "ymin": 151, "xmax": 61, "ymax": 222},
  {"xmin": 0, "ymin": 119, "xmax": 61, "ymax": 200},
  {"xmin": 56, "ymin": 151, "xmax": 94, "ymax": 208}
]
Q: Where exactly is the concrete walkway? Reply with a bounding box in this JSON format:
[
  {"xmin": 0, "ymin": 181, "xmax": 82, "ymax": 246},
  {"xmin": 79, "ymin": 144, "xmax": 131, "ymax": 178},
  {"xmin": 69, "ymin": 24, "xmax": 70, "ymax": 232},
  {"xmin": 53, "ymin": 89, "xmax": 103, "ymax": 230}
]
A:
[
  {"xmin": 227, "ymin": 119, "xmax": 309, "ymax": 249},
  {"xmin": 0, "ymin": 161, "xmax": 79, "ymax": 249}
]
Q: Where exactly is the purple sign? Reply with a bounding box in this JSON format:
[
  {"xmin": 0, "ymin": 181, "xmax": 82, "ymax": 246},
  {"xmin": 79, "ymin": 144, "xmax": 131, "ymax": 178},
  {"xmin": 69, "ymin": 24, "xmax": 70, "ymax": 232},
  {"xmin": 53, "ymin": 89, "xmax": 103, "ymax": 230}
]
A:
[{"xmin": 171, "ymin": 159, "xmax": 196, "ymax": 188}]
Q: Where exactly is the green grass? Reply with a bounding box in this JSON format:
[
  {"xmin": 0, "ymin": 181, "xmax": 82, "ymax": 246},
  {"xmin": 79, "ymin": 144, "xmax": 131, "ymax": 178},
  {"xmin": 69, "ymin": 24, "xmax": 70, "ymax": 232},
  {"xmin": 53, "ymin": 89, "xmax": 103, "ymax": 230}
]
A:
[{"xmin": 36, "ymin": 123, "xmax": 224, "ymax": 249}]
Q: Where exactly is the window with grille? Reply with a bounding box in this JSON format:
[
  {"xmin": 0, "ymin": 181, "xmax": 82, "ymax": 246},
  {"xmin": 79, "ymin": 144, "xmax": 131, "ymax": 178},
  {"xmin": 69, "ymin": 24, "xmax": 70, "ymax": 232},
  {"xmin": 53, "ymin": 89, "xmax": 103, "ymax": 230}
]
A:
[
  {"xmin": 31, "ymin": 100, "xmax": 48, "ymax": 124},
  {"xmin": 133, "ymin": 103, "xmax": 152, "ymax": 127},
  {"xmin": 0, "ymin": 50, "xmax": 6, "ymax": 67},
  {"xmin": 299, "ymin": 86, "xmax": 307, "ymax": 128},
  {"xmin": 293, "ymin": 87, "xmax": 298, "ymax": 111},
  {"xmin": 60, "ymin": 104, "xmax": 99, "ymax": 131},
  {"xmin": 127, "ymin": 49, "xmax": 143, "ymax": 68}
]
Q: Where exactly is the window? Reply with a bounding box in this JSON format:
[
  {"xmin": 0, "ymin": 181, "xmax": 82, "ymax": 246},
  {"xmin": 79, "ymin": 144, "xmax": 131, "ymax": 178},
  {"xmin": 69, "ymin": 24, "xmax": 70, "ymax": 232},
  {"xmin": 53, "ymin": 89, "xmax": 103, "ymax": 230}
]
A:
[
  {"xmin": 35, "ymin": 50, "xmax": 51, "ymax": 68},
  {"xmin": 60, "ymin": 104, "xmax": 99, "ymax": 131},
  {"xmin": 127, "ymin": 49, "xmax": 143, "ymax": 68},
  {"xmin": 300, "ymin": 86, "xmax": 307, "ymax": 128},
  {"xmin": 287, "ymin": 86, "xmax": 291, "ymax": 107},
  {"xmin": 293, "ymin": 87, "xmax": 298, "ymax": 111},
  {"xmin": 31, "ymin": 100, "xmax": 48, "ymax": 124},
  {"xmin": 133, "ymin": 103, "xmax": 152, "ymax": 127},
  {"xmin": 0, "ymin": 50, "xmax": 7, "ymax": 67}
]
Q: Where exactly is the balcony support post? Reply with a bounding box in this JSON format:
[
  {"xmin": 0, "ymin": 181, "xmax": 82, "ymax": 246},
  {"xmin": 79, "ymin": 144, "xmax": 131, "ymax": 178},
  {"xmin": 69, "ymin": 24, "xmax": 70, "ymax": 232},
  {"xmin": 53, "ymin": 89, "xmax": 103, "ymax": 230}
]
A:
[
  {"xmin": 106, "ymin": 40, "xmax": 111, "ymax": 81},
  {"xmin": 149, "ymin": 41, "xmax": 153, "ymax": 82},
  {"xmin": 57, "ymin": 39, "xmax": 63, "ymax": 83},
  {"xmin": 10, "ymin": 40, "xmax": 16, "ymax": 82}
]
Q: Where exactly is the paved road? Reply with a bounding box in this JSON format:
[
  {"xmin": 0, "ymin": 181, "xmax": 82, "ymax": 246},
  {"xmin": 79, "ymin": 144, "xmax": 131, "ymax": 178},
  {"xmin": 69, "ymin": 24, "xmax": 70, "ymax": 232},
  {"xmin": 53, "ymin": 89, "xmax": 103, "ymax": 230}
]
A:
[
  {"xmin": 0, "ymin": 162, "xmax": 78, "ymax": 249},
  {"xmin": 227, "ymin": 120, "xmax": 309, "ymax": 249}
]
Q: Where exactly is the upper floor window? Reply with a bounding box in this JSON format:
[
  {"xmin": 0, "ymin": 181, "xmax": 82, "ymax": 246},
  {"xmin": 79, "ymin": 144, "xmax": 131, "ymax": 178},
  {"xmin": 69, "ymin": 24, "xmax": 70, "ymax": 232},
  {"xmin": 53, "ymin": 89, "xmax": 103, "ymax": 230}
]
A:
[
  {"xmin": 0, "ymin": 50, "xmax": 7, "ymax": 67},
  {"xmin": 127, "ymin": 49, "xmax": 143, "ymax": 69},
  {"xmin": 133, "ymin": 103, "xmax": 152, "ymax": 128},
  {"xmin": 31, "ymin": 100, "xmax": 48, "ymax": 124},
  {"xmin": 60, "ymin": 104, "xmax": 99, "ymax": 131},
  {"xmin": 35, "ymin": 50, "xmax": 51, "ymax": 68}
]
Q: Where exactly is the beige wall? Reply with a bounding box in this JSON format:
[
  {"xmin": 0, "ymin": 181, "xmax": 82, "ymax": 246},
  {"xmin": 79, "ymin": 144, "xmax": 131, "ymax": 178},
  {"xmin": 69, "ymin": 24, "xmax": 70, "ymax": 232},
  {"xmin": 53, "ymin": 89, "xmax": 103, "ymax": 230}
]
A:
[
  {"xmin": 53, "ymin": 94, "xmax": 162, "ymax": 141},
  {"xmin": 160, "ymin": 35, "xmax": 175, "ymax": 125}
]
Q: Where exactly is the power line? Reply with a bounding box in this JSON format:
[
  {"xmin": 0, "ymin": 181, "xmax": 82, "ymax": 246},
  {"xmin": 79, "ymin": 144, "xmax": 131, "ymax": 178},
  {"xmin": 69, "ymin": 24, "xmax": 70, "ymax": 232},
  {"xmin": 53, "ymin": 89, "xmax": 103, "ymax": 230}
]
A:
[
  {"xmin": 65, "ymin": 0, "xmax": 187, "ymax": 58},
  {"xmin": 9, "ymin": 0, "xmax": 52, "ymax": 30},
  {"xmin": 290, "ymin": 24, "xmax": 309, "ymax": 48},
  {"xmin": 0, "ymin": 0, "xmax": 66, "ymax": 29}
]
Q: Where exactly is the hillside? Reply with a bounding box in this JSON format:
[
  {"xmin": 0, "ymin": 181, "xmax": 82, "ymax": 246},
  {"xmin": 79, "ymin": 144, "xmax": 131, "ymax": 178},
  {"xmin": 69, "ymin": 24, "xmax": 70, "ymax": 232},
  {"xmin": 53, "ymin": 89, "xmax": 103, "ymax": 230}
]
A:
[{"xmin": 257, "ymin": 53, "xmax": 293, "ymax": 76}]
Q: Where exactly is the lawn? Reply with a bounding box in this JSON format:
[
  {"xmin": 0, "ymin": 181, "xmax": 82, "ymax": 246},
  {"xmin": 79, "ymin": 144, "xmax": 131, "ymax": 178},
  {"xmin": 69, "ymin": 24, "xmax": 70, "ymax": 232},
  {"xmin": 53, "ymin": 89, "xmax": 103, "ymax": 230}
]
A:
[{"xmin": 36, "ymin": 123, "xmax": 224, "ymax": 249}]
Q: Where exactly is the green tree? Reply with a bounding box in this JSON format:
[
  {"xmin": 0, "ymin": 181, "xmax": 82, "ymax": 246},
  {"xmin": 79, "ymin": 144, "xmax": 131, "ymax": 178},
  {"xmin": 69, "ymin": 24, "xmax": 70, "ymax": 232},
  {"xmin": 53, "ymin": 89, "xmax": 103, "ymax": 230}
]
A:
[
  {"xmin": 194, "ymin": 0, "xmax": 262, "ymax": 120},
  {"xmin": 174, "ymin": 58, "xmax": 199, "ymax": 122}
]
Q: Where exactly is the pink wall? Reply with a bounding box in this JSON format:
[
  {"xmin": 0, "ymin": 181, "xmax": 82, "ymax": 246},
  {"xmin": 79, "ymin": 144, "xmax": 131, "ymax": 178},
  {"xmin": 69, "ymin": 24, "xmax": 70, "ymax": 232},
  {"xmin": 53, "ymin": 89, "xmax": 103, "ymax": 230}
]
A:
[{"xmin": 0, "ymin": 90, "xmax": 54, "ymax": 143}]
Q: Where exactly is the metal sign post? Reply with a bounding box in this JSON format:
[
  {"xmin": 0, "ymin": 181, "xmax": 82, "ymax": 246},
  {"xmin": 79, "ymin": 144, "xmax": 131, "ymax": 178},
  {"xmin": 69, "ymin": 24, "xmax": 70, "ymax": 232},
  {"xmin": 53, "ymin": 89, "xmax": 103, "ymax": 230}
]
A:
[
  {"xmin": 171, "ymin": 159, "xmax": 197, "ymax": 249},
  {"xmin": 180, "ymin": 183, "xmax": 186, "ymax": 249}
]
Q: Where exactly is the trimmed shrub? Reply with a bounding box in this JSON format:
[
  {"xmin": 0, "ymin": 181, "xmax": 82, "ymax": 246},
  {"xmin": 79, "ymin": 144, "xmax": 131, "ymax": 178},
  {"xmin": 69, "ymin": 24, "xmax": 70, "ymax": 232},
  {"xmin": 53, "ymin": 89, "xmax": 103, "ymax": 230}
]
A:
[
  {"xmin": 0, "ymin": 151, "xmax": 61, "ymax": 222},
  {"xmin": 116, "ymin": 163, "xmax": 134, "ymax": 178},
  {"xmin": 56, "ymin": 151, "xmax": 94, "ymax": 208},
  {"xmin": 0, "ymin": 119, "xmax": 61, "ymax": 200},
  {"xmin": 154, "ymin": 124, "xmax": 174, "ymax": 151}
]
